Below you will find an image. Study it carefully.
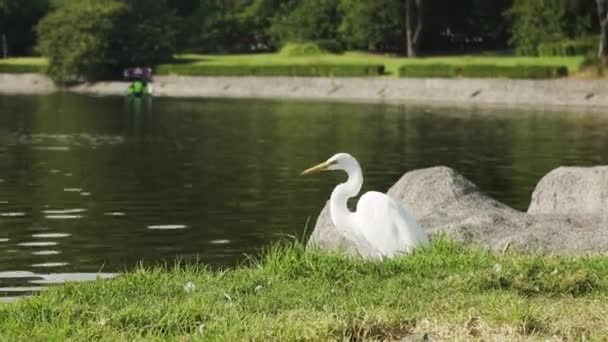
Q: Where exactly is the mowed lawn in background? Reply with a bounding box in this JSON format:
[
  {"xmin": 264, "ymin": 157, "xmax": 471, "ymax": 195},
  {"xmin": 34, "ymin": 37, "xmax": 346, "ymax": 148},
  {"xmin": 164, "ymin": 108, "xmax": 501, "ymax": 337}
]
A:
[
  {"xmin": 0, "ymin": 57, "xmax": 47, "ymax": 73},
  {"xmin": 172, "ymin": 52, "xmax": 586, "ymax": 76},
  {"xmin": 0, "ymin": 53, "xmax": 586, "ymax": 77}
]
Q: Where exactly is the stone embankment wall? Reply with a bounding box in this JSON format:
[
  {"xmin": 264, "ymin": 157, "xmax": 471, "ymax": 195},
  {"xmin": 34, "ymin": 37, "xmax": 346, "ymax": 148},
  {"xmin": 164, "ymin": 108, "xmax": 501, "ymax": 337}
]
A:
[{"xmin": 2, "ymin": 73, "xmax": 608, "ymax": 110}]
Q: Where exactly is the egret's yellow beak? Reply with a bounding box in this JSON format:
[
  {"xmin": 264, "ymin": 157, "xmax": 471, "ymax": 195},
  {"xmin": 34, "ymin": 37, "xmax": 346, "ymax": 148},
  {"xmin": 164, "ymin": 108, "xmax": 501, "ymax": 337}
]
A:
[{"xmin": 300, "ymin": 161, "xmax": 330, "ymax": 175}]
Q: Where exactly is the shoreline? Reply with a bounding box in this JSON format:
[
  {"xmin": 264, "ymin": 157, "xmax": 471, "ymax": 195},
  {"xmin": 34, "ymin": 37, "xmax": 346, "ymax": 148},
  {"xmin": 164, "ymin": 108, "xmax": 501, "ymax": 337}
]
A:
[{"xmin": 2, "ymin": 73, "xmax": 608, "ymax": 111}]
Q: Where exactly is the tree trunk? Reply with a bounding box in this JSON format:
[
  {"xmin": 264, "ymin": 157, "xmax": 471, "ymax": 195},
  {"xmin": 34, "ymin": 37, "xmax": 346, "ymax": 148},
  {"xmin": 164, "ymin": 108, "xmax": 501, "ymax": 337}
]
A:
[
  {"xmin": 406, "ymin": 0, "xmax": 414, "ymax": 56},
  {"xmin": 1, "ymin": 34, "xmax": 7, "ymax": 59},
  {"xmin": 405, "ymin": 0, "xmax": 424, "ymax": 57},
  {"xmin": 597, "ymin": 0, "xmax": 608, "ymax": 59}
]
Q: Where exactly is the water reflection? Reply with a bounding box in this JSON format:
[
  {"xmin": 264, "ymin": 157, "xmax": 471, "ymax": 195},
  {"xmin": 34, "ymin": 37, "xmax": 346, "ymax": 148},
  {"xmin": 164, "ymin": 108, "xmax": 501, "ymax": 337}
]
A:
[
  {"xmin": 32, "ymin": 233, "xmax": 70, "ymax": 238},
  {"xmin": 44, "ymin": 215, "xmax": 84, "ymax": 220},
  {"xmin": 147, "ymin": 225, "xmax": 188, "ymax": 230},
  {"xmin": 0, "ymin": 271, "xmax": 117, "ymax": 298},
  {"xmin": 31, "ymin": 262, "xmax": 70, "ymax": 268},
  {"xmin": 31, "ymin": 250, "xmax": 61, "ymax": 256},
  {"xmin": 0, "ymin": 212, "xmax": 25, "ymax": 217},
  {"xmin": 17, "ymin": 241, "xmax": 58, "ymax": 247},
  {"xmin": 1, "ymin": 94, "xmax": 608, "ymax": 301}
]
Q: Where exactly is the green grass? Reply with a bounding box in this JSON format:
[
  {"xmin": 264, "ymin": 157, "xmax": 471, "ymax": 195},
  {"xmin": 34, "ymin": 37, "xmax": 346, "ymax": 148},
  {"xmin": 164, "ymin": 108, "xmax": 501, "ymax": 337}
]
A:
[
  {"xmin": 1, "ymin": 239, "xmax": 608, "ymax": 341},
  {"xmin": 0, "ymin": 53, "xmax": 586, "ymax": 77},
  {"xmin": 279, "ymin": 42, "xmax": 328, "ymax": 57},
  {"xmin": 168, "ymin": 52, "xmax": 585, "ymax": 76},
  {"xmin": 0, "ymin": 57, "xmax": 47, "ymax": 73},
  {"xmin": 156, "ymin": 62, "xmax": 385, "ymax": 77}
]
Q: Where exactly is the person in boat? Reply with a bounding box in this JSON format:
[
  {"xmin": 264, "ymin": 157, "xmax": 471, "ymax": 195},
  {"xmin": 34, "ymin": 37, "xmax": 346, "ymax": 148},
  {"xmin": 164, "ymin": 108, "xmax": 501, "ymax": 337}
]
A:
[{"xmin": 125, "ymin": 67, "xmax": 153, "ymax": 97}]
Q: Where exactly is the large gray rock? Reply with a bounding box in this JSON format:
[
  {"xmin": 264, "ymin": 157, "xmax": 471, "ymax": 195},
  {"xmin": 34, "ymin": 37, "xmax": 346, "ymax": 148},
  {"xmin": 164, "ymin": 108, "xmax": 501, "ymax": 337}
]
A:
[
  {"xmin": 528, "ymin": 166, "xmax": 608, "ymax": 217},
  {"xmin": 307, "ymin": 166, "xmax": 608, "ymax": 256}
]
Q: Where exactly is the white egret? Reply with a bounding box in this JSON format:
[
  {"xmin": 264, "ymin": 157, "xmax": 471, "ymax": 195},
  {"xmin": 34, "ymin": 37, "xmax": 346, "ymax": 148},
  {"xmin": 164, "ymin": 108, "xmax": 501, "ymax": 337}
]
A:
[{"xmin": 301, "ymin": 153, "xmax": 429, "ymax": 257}]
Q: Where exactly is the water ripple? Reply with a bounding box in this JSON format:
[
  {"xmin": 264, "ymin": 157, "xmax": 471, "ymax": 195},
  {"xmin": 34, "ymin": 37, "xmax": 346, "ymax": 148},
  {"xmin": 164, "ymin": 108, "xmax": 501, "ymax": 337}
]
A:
[
  {"xmin": 44, "ymin": 215, "xmax": 83, "ymax": 220},
  {"xmin": 32, "ymin": 250, "xmax": 61, "ymax": 256},
  {"xmin": 29, "ymin": 273, "xmax": 118, "ymax": 285},
  {"xmin": 31, "ymin": 262, "xmax": 70, "ymax": 268},
  {"xmin": 17, "ymin": 241, "xmax": 59, "ymax": 247},
  {"xmin": 63, "ymin": 188, "xmax": 83, "ymax": 193},
  {"xmin": 33, "ymin": 146, "xmax": 70, "ymax": 152},
  {"xmin": 0, "ymin": 271, "xmax": 37, "ymax": 278},
  {"xmin": 147, "ymin": 224, "xmax": 188, "ymax": 230},
  {"xmin": 0, "ymin": 286, "xmax": 47, "ymax": 293},
  {"xmin": 42, "ymin": 209, "xmax": 86, "ymax": 215},
  {"xmin": 0, "ymin": 212, "xmax": 25, "ymax": 217},
  {"xmin": 32, "ymin": 233, "xmax": 70, "ymax": 239},
  {"xmin": 210, "ymin": 239, "xmax": 231, "ymax": 245},
  {"xmin": 104, "ymin": 212, "xmax": 126, "ymax": 217}
]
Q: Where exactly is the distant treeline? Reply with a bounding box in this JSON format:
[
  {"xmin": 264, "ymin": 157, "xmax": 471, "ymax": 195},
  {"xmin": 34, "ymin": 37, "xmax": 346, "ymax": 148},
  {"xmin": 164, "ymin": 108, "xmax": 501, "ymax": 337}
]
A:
[
  {"xmin": 0, "ymin": 0, "xmax": 602, "ymax": 55},
  {"xmin": 0, "ymin": 0, "xmax": 604, "ymax": 80}
]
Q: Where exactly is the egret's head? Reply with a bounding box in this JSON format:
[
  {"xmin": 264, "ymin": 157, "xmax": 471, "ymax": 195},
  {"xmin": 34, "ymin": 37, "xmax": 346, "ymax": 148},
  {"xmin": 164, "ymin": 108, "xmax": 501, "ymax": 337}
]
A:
[{"xmin": 300, "ymin": 153, "xmax": 358, "ymax": 175}]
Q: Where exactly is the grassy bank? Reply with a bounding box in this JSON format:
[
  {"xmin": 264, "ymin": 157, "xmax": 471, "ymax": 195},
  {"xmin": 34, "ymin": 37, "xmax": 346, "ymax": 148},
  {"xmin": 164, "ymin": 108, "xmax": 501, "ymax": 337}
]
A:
[
  {"xmin": 158, "ymin": 52, "xmax": 584, "ymax": 78},
  {"xmin": 0, "ymin": 57, "xmax": 47, "ymax": 73},
  {"xmin": 1, "ymin": 239, "xmax": 607, "ymax": 340},
  {"xmin": 1, "ymin": 53, "xmax": 585, "ymax": 78}
]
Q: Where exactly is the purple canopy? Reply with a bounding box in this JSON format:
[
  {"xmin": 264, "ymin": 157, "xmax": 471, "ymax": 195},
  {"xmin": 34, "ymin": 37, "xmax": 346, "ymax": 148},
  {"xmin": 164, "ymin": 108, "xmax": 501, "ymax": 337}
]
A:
[{"xmin": 123, "ymin": 67, "xmax": 152, "ymax": 81}]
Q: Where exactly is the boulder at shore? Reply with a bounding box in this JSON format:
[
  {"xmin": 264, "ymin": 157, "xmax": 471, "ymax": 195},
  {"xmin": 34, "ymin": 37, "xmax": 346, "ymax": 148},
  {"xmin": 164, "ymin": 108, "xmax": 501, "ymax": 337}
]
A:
[{"xmin": 307, "ymin": 166, "xmax": 608, "ymax": 257}]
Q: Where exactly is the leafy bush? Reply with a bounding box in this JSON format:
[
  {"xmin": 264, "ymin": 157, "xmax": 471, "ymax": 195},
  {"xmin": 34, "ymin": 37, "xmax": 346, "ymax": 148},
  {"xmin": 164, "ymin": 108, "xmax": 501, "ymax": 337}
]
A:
[
  {"xmin": 398, "ymin": 64, "xmax": 461, "ymax": 78},
  {"xmin": 267, "ymin": 0, "xmax": 341, "ymax": 47},
  {"xmin": 36, "ymin": 0, "xmax": 124, "ymax": 81},
  {"xmin": 461, "ymin": 64, "xmax": 568, "ymax": 79},
  {"xmin": 507, "ymin": 0, "xmax": 597, "ymax": 56},
  {"xmin": 398, "ymin": 63, "xmax": 568, "ymax": 79},
  {"xmin": 36, "ymin": 0, "xmax": 178, "ymax": 82},
  {"xmin": 580, "ymin": 54, "xmax": 607, "ymax": 76},
  {"xmin": 314, "ymin": 39, "xmax": 345, "ymax": 54},
  {"xmin": 156, "ymin": 63, "xmax": 384, "ymax": 77},
  {"xmin": 538, "ymin": 37, "xmax": 598, "ymax": 57},
  {"xmin": 339, "ymin": 0, "xmax": 406, "ymax": 53},
  {"xmin": 279, "ymin": 42, "xmax": 328, "ymax": 57}
]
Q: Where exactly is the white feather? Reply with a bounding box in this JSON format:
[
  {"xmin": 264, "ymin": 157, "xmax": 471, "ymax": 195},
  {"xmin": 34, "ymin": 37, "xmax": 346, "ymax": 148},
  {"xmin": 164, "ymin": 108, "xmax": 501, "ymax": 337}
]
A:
[{"xmin": 307, "ymin": 152, "xmax": 429, "ymax": 257}]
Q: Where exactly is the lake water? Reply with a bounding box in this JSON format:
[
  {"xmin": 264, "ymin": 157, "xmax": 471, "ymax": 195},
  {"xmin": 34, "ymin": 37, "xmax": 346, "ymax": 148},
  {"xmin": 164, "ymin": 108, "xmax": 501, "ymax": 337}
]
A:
[{"xmin": 1, "ymin": 93, "xmax": 608, "ymax": 300}]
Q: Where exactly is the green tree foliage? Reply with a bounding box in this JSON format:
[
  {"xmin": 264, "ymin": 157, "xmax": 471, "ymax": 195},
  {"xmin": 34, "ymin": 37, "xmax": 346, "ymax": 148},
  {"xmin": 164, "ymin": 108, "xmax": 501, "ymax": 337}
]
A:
[
  {"xmin": 0, "ymin": 0, "xmax": 48, "ymax": 56},
  {"xmin": 37, "ymin": 0, "xmax": 178, "ymax": 81},
  {"xmin": 6, "ymin": 0, "xmax": 607, "ymax": 62},
  {"xmin": 185, "ymin": 0, "xmax": 282, "ymax": 52},
  {"xmin": 508, "ymin": 0, "xmax": 596, "ymax": 55},
  {"xmin": 113, "ymin": 0, "xmax": 179, "ymax": 65},
  {"xmin": 238, "ymin": 0, "xmax": 285, "ymax": 49},
  {"xmin": 188, "ymin": 1, "xmax": 238, "ymax": 52},
  {"xmin": 37, "ymin": 0, "xmax": 125, "ymax": 80},
  {"xmin": 186, "ymin": 1, "xmax": 238, "ymax": 52},
  {"xmin": 267, "ymin": 0, "xmax": 341, "ymax": 46},
  {"xmin": 423, "ymin": 0, "xmax": 512, "ymax": 52},
  {"xmin": 339, "ymin": 0, "xmax": 405, "ymax": 52}
]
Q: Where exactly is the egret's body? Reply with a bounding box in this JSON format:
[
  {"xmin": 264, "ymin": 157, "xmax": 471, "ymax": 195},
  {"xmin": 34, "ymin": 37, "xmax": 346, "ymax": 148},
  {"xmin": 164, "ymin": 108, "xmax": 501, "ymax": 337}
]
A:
[{"xmin": 302, "ymin": 153, "xmax": 428, "ymax": 257}]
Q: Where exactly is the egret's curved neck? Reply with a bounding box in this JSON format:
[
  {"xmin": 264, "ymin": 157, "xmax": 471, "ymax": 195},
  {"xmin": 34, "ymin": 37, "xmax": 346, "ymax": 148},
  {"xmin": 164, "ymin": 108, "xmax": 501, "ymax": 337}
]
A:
[{"xmin": 330, "ymin": 162, "xmax": 363, "ymax": 229}]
